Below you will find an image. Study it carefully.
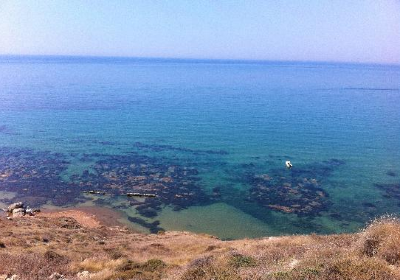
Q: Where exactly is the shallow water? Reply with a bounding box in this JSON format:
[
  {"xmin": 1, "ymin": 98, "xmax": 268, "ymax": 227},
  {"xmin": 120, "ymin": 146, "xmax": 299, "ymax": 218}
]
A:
[{"xmin": 0, "ymin": 56, "xmax": 399, "ymax": 239}]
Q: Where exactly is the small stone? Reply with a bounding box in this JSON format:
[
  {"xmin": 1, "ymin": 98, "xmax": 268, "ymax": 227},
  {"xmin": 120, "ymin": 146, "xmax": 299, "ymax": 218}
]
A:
[
  {"xmin": 12, "ymin": 208, "xmax": 26, "ymax": 217},
  {"xmin": 77, "ymin": 271, "xmax": 90, "ymax": 279},
  {"xmin": 6, "ymin": 275, "xmax": 20, "ymax": 280},
  {"xmin": 289, "ymin": 259, "xmax": 299, "ymax": 269},
  {"xmin": 49, "ymin": 272, "xmax": 65, "ymax": 279},
  {"xmin": 25, "ymin": 207, "xmax": 33, "ymax": 215}
]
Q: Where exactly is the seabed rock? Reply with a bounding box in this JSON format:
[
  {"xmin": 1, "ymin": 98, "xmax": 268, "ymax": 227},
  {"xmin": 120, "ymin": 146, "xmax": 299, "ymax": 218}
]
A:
[
  {"xmin": 83, "ymin": 190, "xmax": 106, "ymax": 195},
  {"xmin": 128, "ymin": 216, "xmax": 164, "ymax": 233},
  {"xmin": 242, "ymin": 159, "xmax": 344, "ymax": 216},
  {"xmin": 0, "ymin": 147, "xmax": 212, "ymax": 220},
  {"xmin": 126, "ymin": 192, "xmax": 156, "ymax": 198}
]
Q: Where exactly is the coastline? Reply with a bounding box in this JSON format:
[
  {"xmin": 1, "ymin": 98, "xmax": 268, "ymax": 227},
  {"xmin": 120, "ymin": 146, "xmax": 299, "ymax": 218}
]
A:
[
  {"xmin": 38, "ymin": 206, "xmax": 129, "ymax": 229},
  {"xmin": 1, "ymin": 207, "xmax": 400, "ymax": 279},
  {"xmin": 1, "ymin": 58, "xmax": 399, "ymax": 278}
]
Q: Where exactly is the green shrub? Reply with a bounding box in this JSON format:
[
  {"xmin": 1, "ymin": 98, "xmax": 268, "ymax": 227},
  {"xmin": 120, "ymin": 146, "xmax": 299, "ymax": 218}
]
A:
[
  {"xmin": 143, "ymin": 259, "xmax": 166, "ymax": 271},
  {"xmin": 229, "ymin": 254, "xmax": 257, "ymax": 268}
]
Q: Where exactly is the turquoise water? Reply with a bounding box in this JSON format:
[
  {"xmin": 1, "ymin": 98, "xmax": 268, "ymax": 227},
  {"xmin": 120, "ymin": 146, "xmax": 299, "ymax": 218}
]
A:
[{"xmin": 0, "ymin": 56, "xmax": 399, "ymax": 239}]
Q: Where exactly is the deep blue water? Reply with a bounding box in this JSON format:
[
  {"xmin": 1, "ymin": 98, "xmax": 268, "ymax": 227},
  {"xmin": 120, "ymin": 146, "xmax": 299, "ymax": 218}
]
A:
[{"xmin": 0, "ymin": 56, "xmax": 399, "ymax": 239}]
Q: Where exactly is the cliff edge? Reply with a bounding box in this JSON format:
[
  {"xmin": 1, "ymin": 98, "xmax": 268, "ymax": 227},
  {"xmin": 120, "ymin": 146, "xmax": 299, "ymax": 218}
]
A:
[{"xmin": 0, "ymin": 211, "xmax": 399, "ymax": 280}]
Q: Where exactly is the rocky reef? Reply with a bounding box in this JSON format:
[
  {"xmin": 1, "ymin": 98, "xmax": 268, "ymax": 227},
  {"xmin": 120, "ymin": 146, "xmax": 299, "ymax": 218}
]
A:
[
  {"xmin": 0, "ymin": 148, "xmax": 75, "ymax": 206},
  {"xmin": 2, "ymin": 145, "xmax": 386, "ymax": 234},
  {"xmin": 74, "ymin": 153, "xmax": 212, "ymax": 213},
  {"xmin": 244, "ymin": 159, "xmax": 345, "ymax": 216},
  {"xmin": 0, "ymin": 147, "xmax": 214, "ymax": 226}
]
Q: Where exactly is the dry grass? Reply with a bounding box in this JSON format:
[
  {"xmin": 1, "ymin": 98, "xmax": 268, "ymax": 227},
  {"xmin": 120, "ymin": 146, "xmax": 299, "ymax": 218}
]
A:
[
  {"xmin": 0, "ymin": 251, "xmax": 70, "ymax": 279},
  {"xmin": 1, "ymin": 215, "xmax": 400, "ymax": 279},
  {"xmin": 358, "ymin": 216, "xmax": 400, "ymax": 264}
]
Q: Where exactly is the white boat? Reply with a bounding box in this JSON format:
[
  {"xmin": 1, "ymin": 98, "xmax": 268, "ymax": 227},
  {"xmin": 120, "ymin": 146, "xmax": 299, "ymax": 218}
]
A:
[{"xmin": 285, "ymin": 160, "xmax": 293, "ymax": 169}]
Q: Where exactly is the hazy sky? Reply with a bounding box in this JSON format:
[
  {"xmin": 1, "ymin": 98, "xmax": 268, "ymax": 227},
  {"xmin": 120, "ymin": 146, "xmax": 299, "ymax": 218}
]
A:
[{"xmin": 0, "ymin": 0, "xmax": 399, "ymax": 64}]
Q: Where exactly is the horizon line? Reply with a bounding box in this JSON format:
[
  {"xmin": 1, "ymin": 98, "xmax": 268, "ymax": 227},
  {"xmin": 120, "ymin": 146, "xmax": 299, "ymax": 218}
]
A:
[{"xmin": 0, "ymin": 53, "xmax": 399, "ymax": 67}]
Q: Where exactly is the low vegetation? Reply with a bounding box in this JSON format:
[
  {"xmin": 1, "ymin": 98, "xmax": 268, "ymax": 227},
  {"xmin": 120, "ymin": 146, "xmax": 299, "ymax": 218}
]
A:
[{"xmin": 0, "ymin": 214, "xmax": 400, "ymax": 279}]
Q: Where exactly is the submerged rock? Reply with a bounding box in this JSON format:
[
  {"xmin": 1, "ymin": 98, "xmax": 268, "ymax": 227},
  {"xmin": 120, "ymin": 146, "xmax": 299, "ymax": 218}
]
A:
[
  {"xmin": 375, "ymin": 183, "xmax": 400, "ymax": 201},
  {"xmin": 0, "ymin": 147, "xmax": 212, "ymax": 219},
  {"xmin": 126, "ymin": 192, "xmax": 156, "ymax": 198},
  {"xmin": 243, "ymin": 159, "xmax": 344, "ymax": 216},
  {"xmin": 128, "ymin": 216, "xmax": 164, "ymax": 233}
]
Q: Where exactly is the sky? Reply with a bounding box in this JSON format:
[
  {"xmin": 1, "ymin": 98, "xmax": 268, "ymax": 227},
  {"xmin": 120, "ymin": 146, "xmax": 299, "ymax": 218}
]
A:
[{"xmin": 0, "ymin": 0, "xmax": 399, "ymax": 64}]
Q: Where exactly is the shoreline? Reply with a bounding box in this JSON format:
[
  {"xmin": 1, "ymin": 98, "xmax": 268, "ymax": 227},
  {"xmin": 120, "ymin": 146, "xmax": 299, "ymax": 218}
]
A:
[
  {"xmin": 37, "ymin": 206, "xmax": 128, "ymax": 229},
  {"xmin": 0, "ymin": 209, "xmax": 399, "ymax": 279}
]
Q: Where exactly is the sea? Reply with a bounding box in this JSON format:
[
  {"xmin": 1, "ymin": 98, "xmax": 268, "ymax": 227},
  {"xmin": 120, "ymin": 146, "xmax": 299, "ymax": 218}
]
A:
[{"xmin": 0, "ymin": 55, "xmax": 399, "ymax": 239}]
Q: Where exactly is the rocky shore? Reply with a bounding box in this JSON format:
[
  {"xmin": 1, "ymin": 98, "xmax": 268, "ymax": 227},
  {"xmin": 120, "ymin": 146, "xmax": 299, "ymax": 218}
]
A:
[
  {"xmin": 0, "ymin": 205, "xmax": 400, "ymax": 280},
  {"xmin": 3, "ymin": 202, "xmax": 40, "ymax": 219}
]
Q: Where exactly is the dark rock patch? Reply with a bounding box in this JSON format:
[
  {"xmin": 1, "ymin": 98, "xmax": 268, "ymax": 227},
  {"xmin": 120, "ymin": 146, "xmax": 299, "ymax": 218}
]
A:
[
  {"xmin": 74, "ymin": 153, "xmax": 213, "ymax": 217},
  {"xmin": 329, "ymin": 213, "xmax": 343, "ymax": 220},
  {"xmin": 127, "ymin": 216, "xmax": 164, "ymax": 233},
  {"xmin": 0, "ymin": 147, "xmax": 214, "ymax": 219},
  {"xmin": 0, "ymin": 148, "xmax": 80, "ymax": 206},
  {"xmin": 133, "ymin": 142, "xmax": 228, "ymax": 155},
  {"xmin": 243, "ymin": 159, "xmax": 345, "ymax": 216},
  {"xmin": 375, "ymin": 183, "xmax": 400, "ymax": 201},
  {"xmin": 362, "ymin": 202, "xmax": 377, "ymax": 209}
]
